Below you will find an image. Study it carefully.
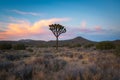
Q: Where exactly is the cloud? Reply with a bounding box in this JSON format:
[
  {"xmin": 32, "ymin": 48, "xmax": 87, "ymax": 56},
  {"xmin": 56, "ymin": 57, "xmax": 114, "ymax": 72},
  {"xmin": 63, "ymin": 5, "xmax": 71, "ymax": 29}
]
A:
[
  {"xmin": 0, "ymin": 18, "xmax": 70, "ymax": 40},
  {"xmin": 9, "ymin": 9, "xmax": 41, "ymax": 16},
  {"xmin": 78, "ymin": 26, "xmax": 105, "ymax": 33},
  {"xmin": 94, "ymin": 26, "xmax": 103, "ymax": 31},
  {"xmin": 79, "ymin": 21, "xmax": 105, "ymax": 33},
  {"xmin": 0, "ymin": 29, "xmax": 5, "ymax": 32},
  {"xmin": 81, "ymin": 21, "xmax": 86, "ymax": 28},
  {"xmin": 0, "ymin": 24, "xmax": 6, "ymax": 32}
]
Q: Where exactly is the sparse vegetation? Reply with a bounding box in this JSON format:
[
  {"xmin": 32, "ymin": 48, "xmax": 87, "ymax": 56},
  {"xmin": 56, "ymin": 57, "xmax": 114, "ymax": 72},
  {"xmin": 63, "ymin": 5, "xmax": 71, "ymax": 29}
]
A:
[
  {"xmin": 84, "ymin": 43, "xmax": 94, "ymax": 48},
  {"xmin": 0, "ymin": 37, "xmax": 119, "ymax": 80},
  {"xmin": 96, "ymin": 41, "xmax": 115, "ymax": 50},
  {"xmin": 67, "ymin": 44, "xmax": 81, "ymax": 48},
  {"xmin": 0, "ymin": 43, "xmax": 12, "ymax": 50},
  {"xmin": 114, "ymin": 44, "xmax": 120, "ymax": 57},
  {"xmin": 13, "ymin": 43, "xmax": 26, "ymax": 50},
  {"xmin": 27, "ymin": 48, "xmax": 34, "ymax": 52},
  {"xmin": 0, "ymin": 47, "xmax": 119, "ymax": 80}
]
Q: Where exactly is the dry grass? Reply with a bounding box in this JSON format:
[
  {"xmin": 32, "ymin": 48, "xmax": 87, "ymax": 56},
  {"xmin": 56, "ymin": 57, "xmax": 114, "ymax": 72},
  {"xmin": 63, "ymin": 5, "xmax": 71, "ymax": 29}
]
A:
[{"xmin": 0, "ymin": 47, "xmax": 120, "ymax": 80}]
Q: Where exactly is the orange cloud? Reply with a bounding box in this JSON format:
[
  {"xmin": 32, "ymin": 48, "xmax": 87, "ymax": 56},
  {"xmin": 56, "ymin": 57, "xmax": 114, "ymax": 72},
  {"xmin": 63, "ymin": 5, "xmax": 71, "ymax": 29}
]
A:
[{"xmin": 0, "ymin": 18, "xmax": 70, "ymax": 40}]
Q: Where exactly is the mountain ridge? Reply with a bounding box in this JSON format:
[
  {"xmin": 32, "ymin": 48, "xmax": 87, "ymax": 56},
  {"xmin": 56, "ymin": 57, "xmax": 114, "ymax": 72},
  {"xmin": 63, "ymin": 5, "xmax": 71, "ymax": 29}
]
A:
[{"xmin": 0, "ymin": 36, "xmax": 120, "ymax": 46}]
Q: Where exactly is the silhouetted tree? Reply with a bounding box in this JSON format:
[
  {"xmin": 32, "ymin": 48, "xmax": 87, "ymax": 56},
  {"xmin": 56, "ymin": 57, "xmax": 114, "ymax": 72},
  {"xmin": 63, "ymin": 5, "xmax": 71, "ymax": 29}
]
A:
[{"xmin": 49, "ymin": 24, "xmax": 66, "ymax": 50}]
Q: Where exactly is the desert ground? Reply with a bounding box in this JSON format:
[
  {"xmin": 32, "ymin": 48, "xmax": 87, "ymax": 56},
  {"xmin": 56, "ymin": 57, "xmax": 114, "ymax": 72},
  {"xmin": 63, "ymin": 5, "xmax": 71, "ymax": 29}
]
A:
[{"xmin": 0, "ymin": 46, "xmax": 120, "ymax": 80}]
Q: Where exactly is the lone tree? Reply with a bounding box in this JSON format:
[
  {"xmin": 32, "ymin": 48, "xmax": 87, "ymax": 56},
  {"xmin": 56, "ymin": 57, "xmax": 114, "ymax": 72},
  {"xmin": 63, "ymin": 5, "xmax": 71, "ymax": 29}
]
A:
[{"xmin": 49, "ymin": 24, "xmax": 66, "ymax": 50}]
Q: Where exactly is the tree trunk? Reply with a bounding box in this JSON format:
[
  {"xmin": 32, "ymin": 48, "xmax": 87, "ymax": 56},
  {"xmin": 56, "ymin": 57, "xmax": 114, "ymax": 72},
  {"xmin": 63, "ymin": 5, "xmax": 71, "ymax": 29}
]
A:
[{"xmin": 56, "ymin": 36, "xmax": 58, "ymax": 50}]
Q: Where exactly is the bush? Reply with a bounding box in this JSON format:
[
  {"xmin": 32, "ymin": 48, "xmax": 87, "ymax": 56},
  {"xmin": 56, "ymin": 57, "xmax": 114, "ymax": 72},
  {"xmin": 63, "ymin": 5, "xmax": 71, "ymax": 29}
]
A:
[
  {"xmin": 114, "ymin": 44, "xmax": 120, "ymax": 57},
  {"xmin": 27, "ymin": 48, "xmax": 33, "ymax": 52},
  {"xmin": 0, "ymin": 43, "xmax": 12, "ymax": 50},
  {"xmin": 68, "ymin": 44, "xmax": 81, "ymax": 48},
  {"xmin": 76, "ymin": 44, "xmax": 81, "ymax": 47},
  {"xmin": 5, "ymin": 54, "xmax": 20, "ymax": 61},
  {"xmin": 0, "ymin": 61, "xmax": 14, "ymax": 71},
  {"xmin": 84, "ymin": 44, "xmax": 94, "ymax": 48},
  {"xmin": 43, "ymin": 59, "xmax": 67, "ymax": 72},
  {"xmin": 13, "ymin": 43, "xmax": 26, "ymax": 50},
  {"xmin": 13, "ymin": 65, "xmax": 33, "ymax": 80},
  {"xmin": 53, "ymin": 59, "xmax": 67, "ymax": 72},
  {"xmin": 96, "ymin": 42, "xmax": 115, "ymax": 50}
]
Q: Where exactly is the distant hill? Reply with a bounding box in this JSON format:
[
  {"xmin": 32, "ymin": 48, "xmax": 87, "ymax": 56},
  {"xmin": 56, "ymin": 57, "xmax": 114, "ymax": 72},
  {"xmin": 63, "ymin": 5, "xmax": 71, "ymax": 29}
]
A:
[
  {"xmin": 19, "ymin": 39, "xmax": 36, "ymax": 42},
  {"xmin": 0, "ymin": 36, "xmax": 119, "ymax": 47},
  {"xmin": 61, "ymin": 36, "xmax": 94, "ymax": 44},
  {"xmin": 46, "ymin": 36, "xmax": 95, "ymax": 47},
  {"xmin": 112, "ymin": 40, "xmax": 120, "ymax": 45}
]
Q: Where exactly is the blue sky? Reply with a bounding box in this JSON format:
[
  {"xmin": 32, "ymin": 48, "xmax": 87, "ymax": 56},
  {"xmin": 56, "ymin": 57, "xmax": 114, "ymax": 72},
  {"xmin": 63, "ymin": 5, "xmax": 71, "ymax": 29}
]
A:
[{"xmin": 0, "ymin": 0, "xmax": 120, "ymax": 41}]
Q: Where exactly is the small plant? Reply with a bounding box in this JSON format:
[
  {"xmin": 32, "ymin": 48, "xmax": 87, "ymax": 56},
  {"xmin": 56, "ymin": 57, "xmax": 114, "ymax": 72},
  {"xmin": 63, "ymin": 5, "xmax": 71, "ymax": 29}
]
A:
[
  {"xmin": 96, "ymin": 41, "xmax": 115, "ymax": 50},
  {"xmin": 0, "ymin": 43, "xmax": 12, "ymax": 50},
  {"xmin": 13, "ymin": 43, "xmax": 26, "ymax": 50}
]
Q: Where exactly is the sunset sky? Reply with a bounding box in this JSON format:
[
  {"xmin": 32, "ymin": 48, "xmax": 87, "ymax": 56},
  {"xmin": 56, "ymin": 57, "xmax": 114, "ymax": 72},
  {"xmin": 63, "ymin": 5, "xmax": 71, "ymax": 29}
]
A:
[{"xmin": 0, "ymin": 0, "xmax": 120, "ymax": 41}]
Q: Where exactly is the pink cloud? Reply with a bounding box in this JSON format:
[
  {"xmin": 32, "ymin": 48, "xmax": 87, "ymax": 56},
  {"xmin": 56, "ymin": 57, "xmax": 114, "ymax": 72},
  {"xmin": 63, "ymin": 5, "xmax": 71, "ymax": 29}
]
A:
[
  {"xmin": 94, "ymin": 26, "xmax": 102, "ymax": 31},
  {"xmin": 79, "ymin": 26, "xmax": 104, "ymax": 33},
  {"xmin": 78, "ymin": 21, "xmax": 105, "ymax": 33},
  {"xmin": 81, "ymin": 21, "xmax": 86, "ymax": 29},
  {"xmin": 0, "ymin": 18, "xmax": 70, "ymax": 40}
]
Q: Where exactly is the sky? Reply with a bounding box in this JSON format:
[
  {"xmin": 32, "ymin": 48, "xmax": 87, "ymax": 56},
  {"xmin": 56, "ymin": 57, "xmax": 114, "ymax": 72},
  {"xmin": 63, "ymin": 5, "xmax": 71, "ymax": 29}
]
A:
[{"xmin": 0, "ymin": 0, "xmax": 120, "ymax": 41}]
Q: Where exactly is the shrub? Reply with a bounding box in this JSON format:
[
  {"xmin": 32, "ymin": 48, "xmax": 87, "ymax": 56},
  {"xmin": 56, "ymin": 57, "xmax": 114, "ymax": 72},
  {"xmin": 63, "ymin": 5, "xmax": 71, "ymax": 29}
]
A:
[
  {"xmin": 65, "ymin": 52, "xmax": 73, "ymax": 58},
  {"xmin": 68, "ymin": 44, "xmax": 81, "ymax": 48},
  {"xmin": 0, "ymin": 61, "xmax": 14, "ymax": 71},
  {"xmin": 114, "ymin": 44, "xmax": 120, "ymax": 57},
  {"xmin": 43, "ymin": 53, "xmax": 54, "ymax": 59},
  {"xmin": 78, "ymin": 55, "xmax": 83, "ymax": 59},
  {"xmin": 5, "ymin": 54, "xmax": 29, "ymax": 61},
  {"xmin": 5, "ymin": 54, "xmax": 20, "ymax": 61},
  {"xmin": 76, "ymin": 44, "xmax": 81, "ymax": 47},
  {"xmin": 53, "ymin": 59, "xmax": 67, "ymax": 72},
  {"xmin": 13, "ymin": 65, "xmax": 33, "ymax": 80},
  {"xmin": 13, "ymin": 43, "xmax": 26, "ymax": 50},
  {"xmin": 0, "ymin": 43, "xmax": 12, "ymax": 50},
  {"xmin": 96, "ymin": 42, "xmax": 115, "ymax": 50},
  {"xmin": 27, "ymin": 48, "xmax": 33, "ymax": 52},
  {"xmin": 84, "ymin": 44, "xmax": 94, "ymax": 48}
]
